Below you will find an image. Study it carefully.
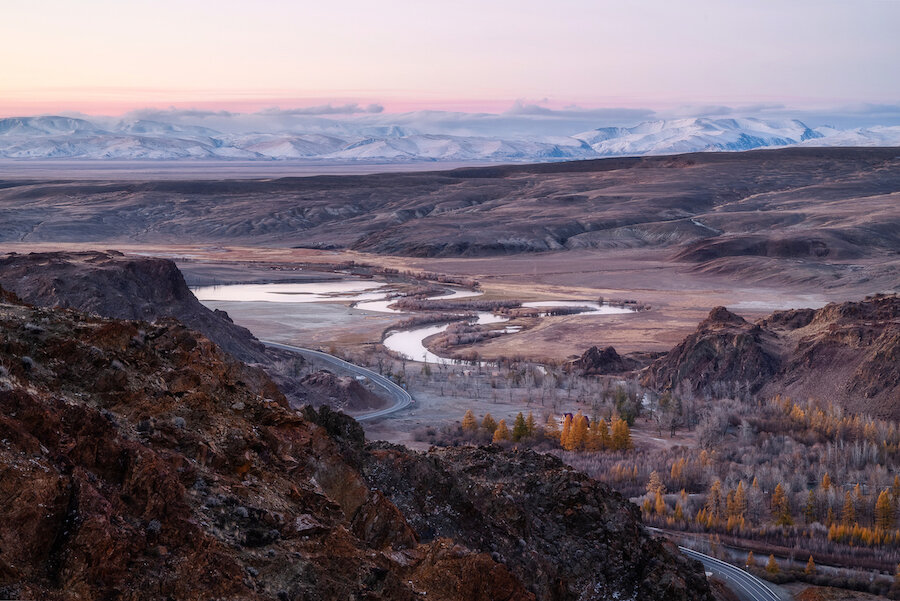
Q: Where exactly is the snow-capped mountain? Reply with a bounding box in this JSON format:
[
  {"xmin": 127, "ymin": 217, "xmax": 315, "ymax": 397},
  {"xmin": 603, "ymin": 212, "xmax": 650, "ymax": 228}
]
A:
[
  {"xmin": 573, "ymin": 118, "xmax": 823, "ymax": 156},
  {"xmin": 0, "ymin": 115, "xmax": 896, "ymax": 162}
]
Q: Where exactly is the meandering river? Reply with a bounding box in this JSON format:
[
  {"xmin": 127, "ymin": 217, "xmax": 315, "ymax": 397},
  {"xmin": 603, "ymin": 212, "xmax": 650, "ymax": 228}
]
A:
[{"xmin": 192, "ymin": 279, "xmax": 633, "ymax": 364}]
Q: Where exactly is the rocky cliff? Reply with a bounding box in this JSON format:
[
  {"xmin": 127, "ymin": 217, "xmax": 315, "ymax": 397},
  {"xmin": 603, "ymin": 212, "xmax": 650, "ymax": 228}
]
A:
[
  {"xmin": 0, "ymin": 250, "xmax": 267, "ymax": 363},
  {"xmin": 0, "ymin": 287, "xmax": 713, "ymax": 600},
  {"xmin": 642, "ymin": 295, "xmax": 900, "ymax": 417}
]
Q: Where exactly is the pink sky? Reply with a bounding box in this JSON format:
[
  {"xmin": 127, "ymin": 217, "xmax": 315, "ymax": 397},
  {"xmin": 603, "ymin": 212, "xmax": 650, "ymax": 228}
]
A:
[{"xmin": 1, "ymin": 1, "xmax": 897, "ymax": 117}]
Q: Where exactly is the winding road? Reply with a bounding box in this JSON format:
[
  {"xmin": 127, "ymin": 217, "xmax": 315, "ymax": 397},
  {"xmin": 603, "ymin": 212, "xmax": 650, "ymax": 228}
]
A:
[
  {"xmin": 679, "ymin": 547, "xmax": 782, "ymax": 601},
  {"xmin": 261, "ymin": 340, "xmax": 413, "ymax": 421}
]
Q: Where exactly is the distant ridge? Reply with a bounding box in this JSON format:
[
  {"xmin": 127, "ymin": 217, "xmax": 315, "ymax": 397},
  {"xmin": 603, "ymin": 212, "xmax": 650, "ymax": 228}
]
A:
[{"xmin": 0, "ymin": 115, "xmax": 897, "ymax": 162}]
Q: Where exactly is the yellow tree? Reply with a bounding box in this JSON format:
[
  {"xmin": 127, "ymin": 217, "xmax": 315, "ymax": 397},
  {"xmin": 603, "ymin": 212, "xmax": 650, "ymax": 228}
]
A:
[
  {"xmin": 821, "ymin": 472, "xmax": 832, "ymax": 490},
  {"xmin": 745, "ymin": 550, "xmax": 755, "ymax": 568},
  {"xmin": 461, "ymin": 410, "xmax": 478, "ymax": 433},
  {"xmin": 654, "ymin": 491, "xmax": 667, "ymax": 516},
  {"xmin": 842, "ymin": 491, "xmax": 856, "ymax": 527},
  {"xmin": 482, "ymin": 413, "xmax": 497, "ymax": 434},
  {"xmin": 706, "ymin": 480, "xmax": 723, "ymax": 526},
  {"xmin": 772, "ymin": 483, "xmax": 792, "ymax": 526},
  {"xmin": 611, "ymin": 417, "xmax": 632, "ymax": 450},
  {"xmin": 492, "ymin": 419, "xmax": 510, "ymax": 443},
  {"xmin": 875, "ymin": 489, "xmax": 895, "ymax": 530},
  {"xmin": 586, "ymin": 419, "xmax": 604, "ymax": 451},
  {"xmin": 560, "ymin": 414, "xmax": 575, "ymax": 450},
  {"xmin": 570, "ymin": 412, "xmax": 589, "ymax": 451},
  {"xmin": 765, "ymin": 554, "xmax": 779, "ymax": 575},
  {"xmin": 646, "ymin": 471, "xmax": 666, "ymax": 496},
  {"xmin": 805, "ymin": 556, "xmax": 816, "ymax": 575},
  {"xmin": 544, "ymin": 413, "xmax": 560, "ymax": 442}
]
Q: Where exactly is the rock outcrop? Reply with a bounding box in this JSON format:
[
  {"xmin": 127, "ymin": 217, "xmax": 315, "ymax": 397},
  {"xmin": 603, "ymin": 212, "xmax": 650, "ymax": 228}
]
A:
[
  {"xmin": 0, "ymin": 250, "xmax": 267, "ymax": 363},
  {"xmin": 361, "ymin": 444, "xmax": 714, "ymax": 601},
  {"xmin": 640, "ymin": 306, "xmax": 782, "ymax": 397},
  {"xmin": 642, "ymin": 295, "xmax": 900, "ymax": 417},
  {"xmin": 570, "ymin": 345, "xmax": 640, "ymax": 375},
  {"xmin": 0, "ymin": 288, "xmax": 712, "ymax": 600}
]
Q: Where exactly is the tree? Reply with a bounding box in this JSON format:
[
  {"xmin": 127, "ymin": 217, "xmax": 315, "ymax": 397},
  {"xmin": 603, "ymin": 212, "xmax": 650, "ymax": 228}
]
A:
[
  {"xmin": 492, "ymin": 419, "xmax": 510, "ymax": 443},
  {"xmin": 481, "ymin": 413, "xmax": 497, "ymax": 434},
  {"xmin": 544, "ymin": 413, "xmax": 560, "ymax": 441},
  {"xmin": 654, "ymin": 491, "xmax": 667, "ymax": 516},
  {"xmin": 611, "ymin": 417, "xmax": 632, "ymax": 450},
  {"xmin": 842, "ymin": 490, "xmax": 856, "ymax": 527},
  {"xmin": 804, "ymin": 489, "xmax": 817, "ymax": 524},
  {"xmin": 765, "ymin": 554, "xmax": 779, "ymax": 575},
  {"xmin": 461, "ymin": 410, "xmax": 478, "ymax": 433},
  {"xmin": 772, "ymin": 483, "xmax": 792, "ymax": 527},
  {"xmin": 646, "ymin": 471, "xmax": 666, "ymax": 496},
  {"xmin": 745, "ymin": 551, "xmax": 755, "ymax": 568},
  {"xmin": 732, "ymin": 481, "xmax": 747, "ymax": 522},
  {"xmin": 821, "ymin": 472, "xmax": 832, "ymax": 490},
  {"xmin": 560, "ymin": 414, "xmax": 574, "ymax": 450},
  {"xmin": 804, "ymin": 556, "xmax": 816, "ymax": 575},
  {"xmin": 569, "ymin": 412, "xmax": 588, "ymax": 450},
  {"xmin": 525, "ymin": 412, "xmax": 537, "ymax": 438},
  {"xmin": 876, "ymin": 489, "xmax": 895, "ymax": 530},
  {"xmin": 512, "ymin": 412, "xmax": 528, "ymax": 442},
  {"xmin": 706, "ymin": 480, "xmax": 723, "ymax": 525}
]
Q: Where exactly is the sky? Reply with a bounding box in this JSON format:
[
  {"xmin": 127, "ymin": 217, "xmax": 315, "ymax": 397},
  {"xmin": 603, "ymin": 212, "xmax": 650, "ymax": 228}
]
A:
[{"xmin": 1, "ymin": 0, "xmax": 898, "ymax": 118}]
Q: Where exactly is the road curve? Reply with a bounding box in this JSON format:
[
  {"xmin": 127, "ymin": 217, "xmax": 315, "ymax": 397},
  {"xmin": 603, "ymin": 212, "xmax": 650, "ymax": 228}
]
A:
[
  {"xmin": 261, "ymin": 340, "xmax": 413, "ymax": 421},
  {"xmin": 679, "ymin": 547, "xmax": 781, "ymax": 601}
]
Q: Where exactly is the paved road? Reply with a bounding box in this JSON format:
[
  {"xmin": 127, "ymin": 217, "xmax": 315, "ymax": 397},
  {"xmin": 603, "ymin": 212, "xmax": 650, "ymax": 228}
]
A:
[
  {"xmin": 679, "ymin": 547, "xmax": 781, "ymax": 601},
  {"xmin": 262, "ymin": 340, "xmax": 413, "ymax": 421}
]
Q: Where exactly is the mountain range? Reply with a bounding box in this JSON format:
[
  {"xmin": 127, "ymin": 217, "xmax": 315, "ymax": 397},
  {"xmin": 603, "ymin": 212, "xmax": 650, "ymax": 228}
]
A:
[{"xmin": 0, "ymin": 115, "xmax": 898, "ymax": 162}]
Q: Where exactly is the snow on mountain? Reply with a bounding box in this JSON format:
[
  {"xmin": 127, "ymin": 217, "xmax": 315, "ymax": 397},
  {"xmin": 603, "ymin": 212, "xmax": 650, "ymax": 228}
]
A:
[
  {"xmin": 803, "ymin": 125, "xmax": 900, "ymax": 147},
  {"xmin": 325, "ymin": 134, "xmax": 595, "ymax": 161},
  {"xmin": 574, "ymin": 118, "xmax": 822, "ymax": 156},
  {"xmin": 0, "ymin": 115, "xmax": 895, "ymax": 161},
  {"xmin": 0, "ymin": 116, "xmax": 106, "ymax": 137}
]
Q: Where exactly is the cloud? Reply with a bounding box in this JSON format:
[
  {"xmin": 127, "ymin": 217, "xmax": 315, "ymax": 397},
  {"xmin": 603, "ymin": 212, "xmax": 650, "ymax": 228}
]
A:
[
  {"xmin": 257, "ymin": 103, "xmax": 384, "ymax": 116},
  {"xmin": 122, "ymin": 107, "xmax": 237, "ymax": 121},
  {"xmin": 504, "ymin": 100, "xmax": 655, "ymax": 122}
]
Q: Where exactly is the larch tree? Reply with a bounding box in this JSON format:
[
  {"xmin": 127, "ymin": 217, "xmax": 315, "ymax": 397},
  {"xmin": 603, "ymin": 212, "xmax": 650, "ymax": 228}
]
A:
[
  {"xmin": 560, "ymin": 414, "xmax": 574, "ymax": 450},
  {"xmin": 804, "ymin": 556, "xmax": 816, "ymax": 575},
  {"xmin": 876, "ymin": 489, "xmax": 895, "ymax": 530},
  {"xmin": 733, "ymin": 481, "xmax": 748, "ymax": 522},
  {"xmin": 512, "ymin": 412, "xmax": 528, "ymax": 442},
  {"xmin": 492, "ymin": 419, "xmax": 510, "ymax": 443},
  {"xmin": 804, "ymin": 489, "xmax": 817, "ymax": 524},
  {"xmin": 525, "ymin": 412, "xmax": 537, "ymax": 437},
  {"xmin": 772, "ymin": 483, "xmax": 792, "ymax": 526},
  {"xmin": 706, "ymin": 480, "xmax": 724, "ymax": 525},
  {"xmin": 461, "ymin": 410, "xmax": 478, "ymax": 433},
  {"xmin": 570, "ymin": 412, "xmax": 589, "ymax": 451},
  {"xmin": 654, "ymin": 491, "xmax": 667, "ymax": 516},
  {"xmin": 481, "ymin": 413, "xmax": 497, "ymax": 434},
  {"xmin": 842, "ymin": 490, "xmax": 857, "ymax": 527},
  {"xmin": 745, "ymin": 550, "xmax": 755, "ymax": 567},
  {"xmin": 611, "ymin": 417, "xmax": 632, "ymax": 450},
  {"xmin": 646, "ymin": 471, "xmax": 666, "ymax": 496},
  {"xmin": 765, "ymin": 554, "xmax": 779, "ymax": 575},
  {"xmin": 544, "ymin": 413, "xmax": 560, "ymax": 442}
]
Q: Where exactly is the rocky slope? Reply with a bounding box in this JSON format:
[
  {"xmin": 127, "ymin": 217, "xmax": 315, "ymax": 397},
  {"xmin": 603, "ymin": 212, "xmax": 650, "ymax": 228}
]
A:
[
  {"xmin": 569, "ymin": 345, "xmax": 644, "ymax": 375},
  {"xmin": 0, "ymin": 287, "xmax": 713, "ymax": 600},
  {"xmin": 0, "ymin": 251, "xmax": 267, "ymax": 363},
  {"xmin": 360, "ymin": 443, "xmax": 712, "ymax": 601},
  {"xmin": 641, "ymin": 295, "xmax": 900, "ymax": 417}
]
